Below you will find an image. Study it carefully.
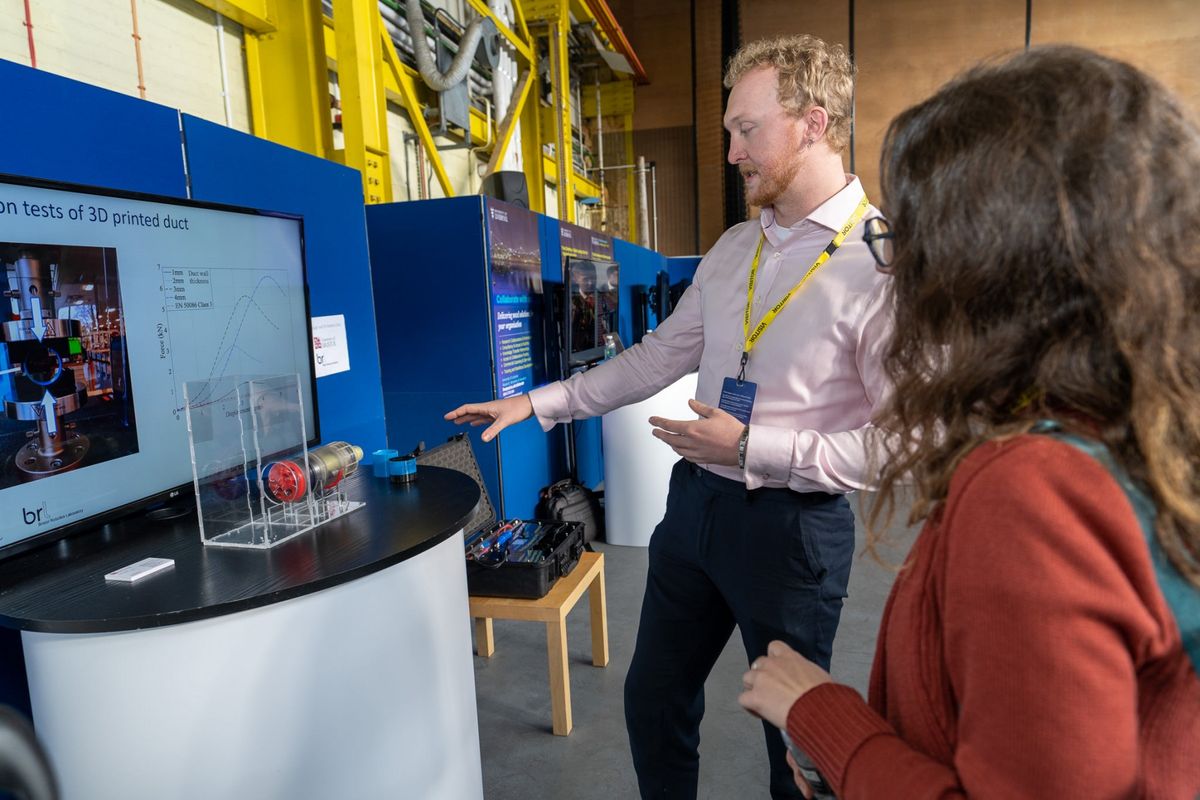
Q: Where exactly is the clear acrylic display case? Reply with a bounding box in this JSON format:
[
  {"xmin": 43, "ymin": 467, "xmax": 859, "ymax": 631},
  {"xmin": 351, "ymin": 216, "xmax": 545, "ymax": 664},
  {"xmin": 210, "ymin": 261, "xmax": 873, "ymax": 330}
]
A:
[{"xmin": 184, "ymin": 373, "xmax": 363, "ymax": 549}]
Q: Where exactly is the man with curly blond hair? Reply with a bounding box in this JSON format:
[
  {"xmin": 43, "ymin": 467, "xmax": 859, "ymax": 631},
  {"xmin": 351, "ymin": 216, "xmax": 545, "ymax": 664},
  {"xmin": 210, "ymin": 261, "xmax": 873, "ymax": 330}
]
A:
[{"xmin": 446, "ymin": 34, "xmax": 890, "ymax": 798}]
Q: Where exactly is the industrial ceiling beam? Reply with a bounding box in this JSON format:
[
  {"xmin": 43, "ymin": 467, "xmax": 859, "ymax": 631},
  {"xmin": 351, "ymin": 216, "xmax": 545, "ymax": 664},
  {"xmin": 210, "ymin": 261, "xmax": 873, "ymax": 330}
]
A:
[
  {"xmin": 380, "ymin": 27, "xmax": 455, "ymax": 197},
  {"xmin": 464, "ymin": 0, "xmax": 533, "ymax": 63},
  {"xmin": 483, "ymin": 68, "xmax": 534, "ymax": 178},
  {"xmin": 193, "ymin": 0, "xmax": 278, "ymax": 33}
]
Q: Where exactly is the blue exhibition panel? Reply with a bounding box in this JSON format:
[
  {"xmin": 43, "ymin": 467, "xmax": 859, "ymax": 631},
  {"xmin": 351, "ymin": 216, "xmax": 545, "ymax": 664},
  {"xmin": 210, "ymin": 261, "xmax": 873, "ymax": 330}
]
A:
[
  {"xmin": 365, "ymin": 197, "xmax": 565, "ymax": 518},
  {"xmin": 613, "ymin": 238, "xmax": 668, "ymax": 346},
  {"xmin": 365, "ymin": 197, "xmax": 500, "ymax": 509},
  {"xmin": 0, "ymin": 59, "xmax": 186, "ymax": 198},
  {"xmin": 667, "ymin": 255, "xmax": 701, "ymax": 284},
  {"xmin": 0, "ymin": 58, "xmax": 192, "ymax": 718},
  {"xmin": 537, "ymin": 213, "xmax": 564, "ymax": 284},
  {"xmin": 181, "ymin": 115, "xmax": 387, "ymax": 453}
]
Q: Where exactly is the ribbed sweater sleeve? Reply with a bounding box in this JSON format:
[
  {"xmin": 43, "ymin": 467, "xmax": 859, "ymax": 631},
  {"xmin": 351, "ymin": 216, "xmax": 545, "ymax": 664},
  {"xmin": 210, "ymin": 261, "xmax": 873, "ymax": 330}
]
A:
[{"xmin": 788, "ymin": 684, "xmax": 968, "ymax": 798}]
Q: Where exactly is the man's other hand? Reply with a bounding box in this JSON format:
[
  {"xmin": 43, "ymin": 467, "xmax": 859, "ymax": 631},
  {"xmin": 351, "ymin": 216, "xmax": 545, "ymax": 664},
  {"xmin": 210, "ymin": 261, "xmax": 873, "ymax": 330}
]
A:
[
  {"xmin": 444, "ymin": 395, "xmax": 534, "ymax": 442},
  {"xmin": 648, "ymin": 399, "xmax": 743, "ymax": 466}
]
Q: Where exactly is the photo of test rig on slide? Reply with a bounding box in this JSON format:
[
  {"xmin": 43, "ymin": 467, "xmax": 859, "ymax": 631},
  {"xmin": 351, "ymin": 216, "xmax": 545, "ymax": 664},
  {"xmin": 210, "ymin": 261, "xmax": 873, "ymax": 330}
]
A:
[{"xmin": 0, "ymin": 243, "xmax": 135, "ymax": 488}]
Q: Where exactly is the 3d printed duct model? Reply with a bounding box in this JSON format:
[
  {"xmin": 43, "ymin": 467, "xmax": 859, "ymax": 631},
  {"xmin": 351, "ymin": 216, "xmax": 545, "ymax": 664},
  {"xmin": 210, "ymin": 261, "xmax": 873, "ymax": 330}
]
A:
[{"xmin": 264, "ymin": 441, "xmax": 364, "ymax": 503}]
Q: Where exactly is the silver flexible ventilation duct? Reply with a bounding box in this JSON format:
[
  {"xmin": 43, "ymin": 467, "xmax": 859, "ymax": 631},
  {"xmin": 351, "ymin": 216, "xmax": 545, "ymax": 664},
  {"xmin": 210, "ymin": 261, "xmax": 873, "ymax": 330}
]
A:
[{"xmin": 406, "ymin": 0, "xmax": 495, "ymax": 92}]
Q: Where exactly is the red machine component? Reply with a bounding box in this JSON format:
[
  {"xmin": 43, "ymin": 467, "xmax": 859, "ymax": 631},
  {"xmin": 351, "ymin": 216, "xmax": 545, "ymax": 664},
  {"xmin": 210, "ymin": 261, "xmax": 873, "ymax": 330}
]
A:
[
  {"xmin": 261, "ymin": 442, "xmax": 363, "ymax": 504},
  {"xmin": 266, "ymin": 460, "xmax": 307, "ymax": 503},
  {"xmin": 322, "ymin": 469, "xmax": 345, "ymax": 490}
]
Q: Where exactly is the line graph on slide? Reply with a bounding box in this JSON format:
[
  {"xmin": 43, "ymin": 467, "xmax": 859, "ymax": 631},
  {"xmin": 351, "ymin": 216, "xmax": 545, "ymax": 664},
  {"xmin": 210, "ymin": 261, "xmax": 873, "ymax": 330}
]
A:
[{"xmin": 157, "ymin": 264, "xmax": 303, "ymax": 419}]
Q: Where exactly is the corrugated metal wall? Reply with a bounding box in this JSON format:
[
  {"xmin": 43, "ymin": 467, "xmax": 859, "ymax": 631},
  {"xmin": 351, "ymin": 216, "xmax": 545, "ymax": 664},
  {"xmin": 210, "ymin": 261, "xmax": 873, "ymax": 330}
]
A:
[
  {"xmin": 693, "ymin": 1, "xmax": 725, "ymax": 254},
  {"xmin": 736, "ymin": 0, "xmax": 1200, "ymax": 217},
  {"xmin": 633, "ymin": 125, "xmax": 696, "ymax": 256}
]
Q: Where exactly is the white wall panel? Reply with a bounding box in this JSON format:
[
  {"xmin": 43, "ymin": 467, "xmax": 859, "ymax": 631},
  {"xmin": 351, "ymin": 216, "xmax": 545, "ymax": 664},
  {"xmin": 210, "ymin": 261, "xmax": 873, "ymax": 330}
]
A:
[
  {"xmin": 140, "ymin": 0, "xmax": 251, "ymax": 130},
  {"xmin": 385, "ymin": 102, "xmax": 481, "ymax": 201},
  {"xmin": 0, "ymin": 1, "xmax": 251, "ymax": 133},
  {"xmin": 23, "ymin": 0, "xmax": 137, "ymax": 98},
  {"xmin": 0, "ymin": 0, "xmax": 33, "ymax": 67}
]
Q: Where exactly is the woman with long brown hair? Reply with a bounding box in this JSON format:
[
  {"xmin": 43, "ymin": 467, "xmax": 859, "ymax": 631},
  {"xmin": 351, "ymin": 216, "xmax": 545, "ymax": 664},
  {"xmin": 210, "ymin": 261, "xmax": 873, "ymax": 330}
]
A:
[{"xmin": 739, "ymin": 46, "xmax": 1200, "ymax": 798}]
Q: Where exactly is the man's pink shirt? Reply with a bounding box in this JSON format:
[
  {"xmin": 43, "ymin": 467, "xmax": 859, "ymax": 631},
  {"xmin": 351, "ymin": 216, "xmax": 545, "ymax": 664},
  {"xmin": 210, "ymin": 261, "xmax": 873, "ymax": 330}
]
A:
[{"xmin": 528, "ymin": 176, "xmax": 892, "ymax": 493}]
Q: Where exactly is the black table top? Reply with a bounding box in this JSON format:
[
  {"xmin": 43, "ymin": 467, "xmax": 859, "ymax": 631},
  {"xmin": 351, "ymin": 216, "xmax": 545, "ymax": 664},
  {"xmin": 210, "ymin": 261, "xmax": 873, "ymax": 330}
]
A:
[{"xmin": 0, "ymin": 466, "xmax": 480, "ymax": 634}]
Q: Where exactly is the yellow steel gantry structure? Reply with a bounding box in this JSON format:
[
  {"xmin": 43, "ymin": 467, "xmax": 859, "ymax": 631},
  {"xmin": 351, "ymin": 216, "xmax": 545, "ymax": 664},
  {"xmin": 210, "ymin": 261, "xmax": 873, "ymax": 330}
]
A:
[{"xmin": 195, "ymin": 0, "xmax": 644, "ymax": 234}]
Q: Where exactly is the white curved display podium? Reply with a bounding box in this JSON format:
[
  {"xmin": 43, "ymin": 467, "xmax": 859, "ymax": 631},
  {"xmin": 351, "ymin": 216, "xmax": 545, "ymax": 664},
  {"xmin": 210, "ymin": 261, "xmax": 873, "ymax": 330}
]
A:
[
  {"xmin": 601, "ymin": 372, "xmax": 699, "ymax": 546},
  {"xmin": 0, "ymin": 469, "xmax": 484, "ymax": 800},
  {"xmin": 23, "ymin": 532, "xmax": 482, "ymax": 800}
]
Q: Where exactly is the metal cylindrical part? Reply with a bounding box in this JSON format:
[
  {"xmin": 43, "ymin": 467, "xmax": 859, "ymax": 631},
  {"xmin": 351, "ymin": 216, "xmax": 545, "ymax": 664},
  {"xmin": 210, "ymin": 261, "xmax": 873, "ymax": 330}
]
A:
[
  {"xmin": 1, "ymin": 317, "xmax": 79, "ymax": 344},
  {"xmin": 4, "ymin": 383, "xmax": 86, "ymax": 421},
  {"xmin": 35, "ymin": 419, "xmax": 62, "ymax": 459},
  {"xmin": 651, "ymin": 162, "xmax": 659, "ymax": 252},
  {"xmin": 595, "ymin": 76, "xmax": 604, "ymax": 170},
  {"xmin": 636, "ymin": 156, "xmax": 651, "ymax": 248},
  {"xmin": 14, "ymin": 252, "xmax": 52, "ymax": 320},
  {"xmin": 306, "ymin": 441, "xmax": 364, "ymax": 489},
  {"xmin": 264, "ymin": 441, "xmax": 363, "ymax": 503}
]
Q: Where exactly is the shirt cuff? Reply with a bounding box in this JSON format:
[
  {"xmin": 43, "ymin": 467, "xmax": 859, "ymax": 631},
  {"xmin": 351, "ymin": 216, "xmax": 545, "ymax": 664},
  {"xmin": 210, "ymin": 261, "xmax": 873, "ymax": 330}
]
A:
[
  {"xmin": 787, "ymin": 683, "xmax": 893, "ymax": 795},
  {"xmin": 527, "ymin": 382, "xmax": 571, "ymax": 431},
  {"xmin": 743, "ymin": 424, "xmax": 804, "ymax": 489}
]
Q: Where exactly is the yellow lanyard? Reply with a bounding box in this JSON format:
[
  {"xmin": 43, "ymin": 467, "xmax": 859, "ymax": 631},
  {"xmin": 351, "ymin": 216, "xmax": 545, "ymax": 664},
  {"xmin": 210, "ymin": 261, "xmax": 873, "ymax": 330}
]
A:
[{"xmin": 739, "ymin": 194, "xmax": 870, "ymax": 379}]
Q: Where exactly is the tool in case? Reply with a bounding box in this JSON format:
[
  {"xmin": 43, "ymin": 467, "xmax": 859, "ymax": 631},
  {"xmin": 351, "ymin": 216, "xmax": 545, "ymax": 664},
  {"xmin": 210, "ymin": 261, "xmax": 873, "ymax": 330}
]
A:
[{"xmin": 416, "ymin": 434, "xmax": 585, "ymax": 599}]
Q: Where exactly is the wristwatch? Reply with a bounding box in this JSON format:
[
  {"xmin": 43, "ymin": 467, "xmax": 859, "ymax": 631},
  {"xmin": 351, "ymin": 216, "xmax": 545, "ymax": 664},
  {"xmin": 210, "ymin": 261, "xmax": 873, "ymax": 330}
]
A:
[{"xmin": 737, "ymin": 425, "xmax": 750, "ymax": 470}]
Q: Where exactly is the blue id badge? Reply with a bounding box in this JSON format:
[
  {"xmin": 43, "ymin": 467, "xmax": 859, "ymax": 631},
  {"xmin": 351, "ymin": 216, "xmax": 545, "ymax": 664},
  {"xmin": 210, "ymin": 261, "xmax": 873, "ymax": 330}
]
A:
[{"xmin": 718, "ymin": 377, "xmax": 757, "ymax": 425}]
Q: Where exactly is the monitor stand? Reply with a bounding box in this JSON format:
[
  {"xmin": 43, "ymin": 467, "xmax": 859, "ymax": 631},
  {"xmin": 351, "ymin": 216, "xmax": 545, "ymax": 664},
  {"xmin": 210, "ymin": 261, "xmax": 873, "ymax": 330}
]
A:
[{"xmin": 145, "ymin": 501, "xmax": 193, "ymax": 522}]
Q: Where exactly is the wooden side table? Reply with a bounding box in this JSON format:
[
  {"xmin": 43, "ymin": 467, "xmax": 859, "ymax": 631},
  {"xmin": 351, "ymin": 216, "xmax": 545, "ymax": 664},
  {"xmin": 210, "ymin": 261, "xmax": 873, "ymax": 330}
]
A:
[{"xmin": 469, "ymin": 551, "xmax": 609, "ymax": 736}]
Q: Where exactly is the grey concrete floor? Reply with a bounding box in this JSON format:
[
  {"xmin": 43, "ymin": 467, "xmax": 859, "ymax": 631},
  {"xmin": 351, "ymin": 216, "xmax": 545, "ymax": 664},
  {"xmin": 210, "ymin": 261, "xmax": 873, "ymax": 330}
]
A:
[{"xmin": 473, "ymin": 495, "xmax": 917, "ymax": 800}]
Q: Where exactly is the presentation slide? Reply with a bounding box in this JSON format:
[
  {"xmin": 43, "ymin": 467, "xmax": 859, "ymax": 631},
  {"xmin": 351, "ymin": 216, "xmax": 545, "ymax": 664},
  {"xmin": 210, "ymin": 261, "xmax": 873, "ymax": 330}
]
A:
[{"xmin": 0, "ymin": 180, "xmax": 313, "ymax": 550}]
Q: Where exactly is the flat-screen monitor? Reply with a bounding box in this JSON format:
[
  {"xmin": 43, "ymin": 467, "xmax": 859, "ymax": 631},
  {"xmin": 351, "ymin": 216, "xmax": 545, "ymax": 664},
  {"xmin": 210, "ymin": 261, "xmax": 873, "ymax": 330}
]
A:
[
  {"xmin": 0, "ymin": 174, "xmax": 316, "ymax": 557},
  {"xmin": 565, "ymin": 256, "xmax": 618, "ymax": 366}
]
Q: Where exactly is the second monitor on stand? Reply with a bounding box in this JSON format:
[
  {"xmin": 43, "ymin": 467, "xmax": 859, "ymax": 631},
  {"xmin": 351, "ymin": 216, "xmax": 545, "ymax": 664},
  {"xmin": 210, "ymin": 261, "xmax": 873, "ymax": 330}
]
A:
[{"xmin": 563, "ymin": 256, "xmax": 619, "ymax": 368}]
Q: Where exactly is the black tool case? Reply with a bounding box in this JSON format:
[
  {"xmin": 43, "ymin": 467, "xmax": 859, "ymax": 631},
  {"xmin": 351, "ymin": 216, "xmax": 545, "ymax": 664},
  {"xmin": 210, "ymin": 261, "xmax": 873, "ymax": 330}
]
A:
[{"xmin": 417, "ymin": 434, "xmax": 585, "ymax": 599}]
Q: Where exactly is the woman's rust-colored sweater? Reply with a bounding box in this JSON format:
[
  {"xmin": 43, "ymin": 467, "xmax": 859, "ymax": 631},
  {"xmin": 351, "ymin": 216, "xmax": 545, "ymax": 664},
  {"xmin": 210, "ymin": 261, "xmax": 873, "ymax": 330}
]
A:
[{"xmin": 789, "ymin": 436, "xmax": 1200, "ymax": 798}]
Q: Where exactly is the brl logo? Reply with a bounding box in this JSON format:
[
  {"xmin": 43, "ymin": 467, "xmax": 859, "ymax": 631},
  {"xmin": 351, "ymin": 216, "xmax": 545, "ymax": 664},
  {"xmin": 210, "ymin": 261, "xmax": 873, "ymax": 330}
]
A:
[{"xmin": 22, "ymin": 503, "xmax": 48, "ymax": 525}]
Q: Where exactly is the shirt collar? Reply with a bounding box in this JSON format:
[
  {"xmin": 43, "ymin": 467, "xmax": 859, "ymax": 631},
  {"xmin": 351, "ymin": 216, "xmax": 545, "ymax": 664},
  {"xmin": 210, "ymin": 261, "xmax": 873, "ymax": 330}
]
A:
[{"xmin": 759, "ymin": 175, "xmax": 865, "ymax": 244}]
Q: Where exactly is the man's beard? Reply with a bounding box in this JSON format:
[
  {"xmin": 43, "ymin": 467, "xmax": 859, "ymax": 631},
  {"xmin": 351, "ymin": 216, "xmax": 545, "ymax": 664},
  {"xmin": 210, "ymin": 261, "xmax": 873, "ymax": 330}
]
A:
[{"xmin": 741, "ymin": 136, "xmax": 806, "ymax": 209}]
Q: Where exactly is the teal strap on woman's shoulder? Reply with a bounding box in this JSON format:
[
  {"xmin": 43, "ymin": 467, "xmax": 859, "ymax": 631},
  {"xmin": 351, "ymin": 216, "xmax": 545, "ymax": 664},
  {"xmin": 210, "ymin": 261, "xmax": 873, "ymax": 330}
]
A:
[{"xmin": 1031, "ymin": 420, "xmax": 1200, "ymax": 674}]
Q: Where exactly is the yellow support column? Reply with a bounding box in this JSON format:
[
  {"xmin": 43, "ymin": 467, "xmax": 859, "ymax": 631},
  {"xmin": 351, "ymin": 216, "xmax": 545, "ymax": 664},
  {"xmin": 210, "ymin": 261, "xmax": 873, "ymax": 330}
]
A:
[
  {"xmin": 520, "ymin": 68, "xmax": 546, "ymax": 214},
  {"xmin": 332, "ymin": 0, "xmax": 392, "ymax": 204},
  {"xmin": 550, "ymin": 14, "xmax": 574, "ymax": 222},
  {"xmin": 548, "ymin": 12, "xmax": 574, "ymax": 222},
  {"xmin": 243, "ymin": 0, "xmax": 332, "ymax": 158},
  {"xmin": 624, "ymin": 112, "xmax": 635, "ymax": 244},
  {"xmin": 527, "ymin": 0, "xmax": 573, "ymax": 221}
]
